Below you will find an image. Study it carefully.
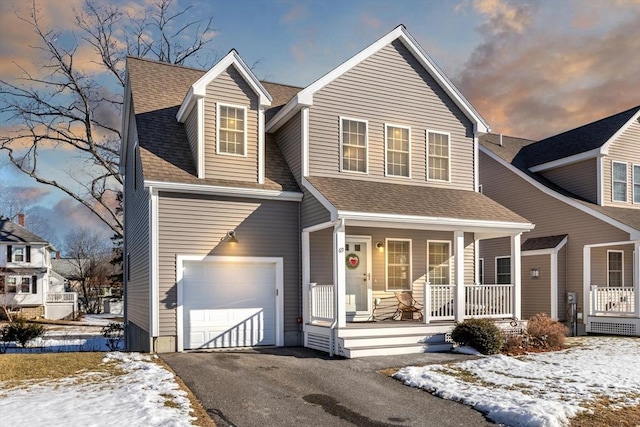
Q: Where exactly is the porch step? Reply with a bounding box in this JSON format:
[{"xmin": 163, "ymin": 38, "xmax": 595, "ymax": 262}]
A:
[
  {"xmin": 342, "ymin": 333, "xmax": 446, "ymax": 348},
  {"xmin": 343, "ymin": 342, "xmax": 453, "ymax": 358}
]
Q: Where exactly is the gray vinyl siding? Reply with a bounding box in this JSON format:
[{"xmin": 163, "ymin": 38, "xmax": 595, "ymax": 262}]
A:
[
  {"xmin": 603, "ymin": 118, "xmax": 640, "ymax": 207},
  {"xmin": 478, "ymin": 237, "xmax": 510, "ymax": 284},
  {"xmin": 590, "ymin": 244, "xmax": 635, "ymax": 287},
  {"xmin": 157, "ymin": 193, "xmax": 300, "ymax": 346},
  {"xmin": 274, "ymin": 111, "xmax": 302, "ymax": 185},
  {"xmin": 521, "ymin": 255, "xmax": 551, "ymax": 320},
  {"xmin": 308, "ymin": 40, "xmax": 474, "ymax": 190},
  {"xmin": 309, "ymin": 228, "xmax": 333, "ymax": 286},
  {"xmin": 480, "ymin": 150, "xmax": 631, "ymax": 301},
  {"xmin": 540, "ymin": 159, "xmax": 597, "ymax": 203},
  {"xmin": 301, "ymin": 189, "xmax": 331, "ymax": 229},
  {"xmin": 557, "ymin": 245, "xmax": 567, "ymax": 321},
  {"xmin": 125, "ymin": 109, "xmax": 150, "ymax": 336},
  {"xmin": 185, "ymin": 107, "xmax": 199, "ymax": 170},
  {"xmin": 203, "ymin": 65, "xmax": 259, "ymax": 182}
]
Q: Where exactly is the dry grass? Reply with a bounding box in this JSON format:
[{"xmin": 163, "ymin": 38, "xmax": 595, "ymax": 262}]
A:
[
  {"xmin": 570, "ymin": 402, "xmax": 640, "ymax": 426},
  {"xmin": 0, "ymin": 352, "xmax": 122, "ymax": 387}
]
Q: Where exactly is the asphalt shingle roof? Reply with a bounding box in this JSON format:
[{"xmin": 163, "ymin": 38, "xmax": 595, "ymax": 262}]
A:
[
  {"xmin": 521, "ymin": 235, "xmax": 567, "ymax": 251},
  {"xmin": 0, "ymin": 218, "xmax": 49, "ymax": 245},
  {"xmin": 306, "ymin": 176, "xmax": 531, "ymax": 224}
]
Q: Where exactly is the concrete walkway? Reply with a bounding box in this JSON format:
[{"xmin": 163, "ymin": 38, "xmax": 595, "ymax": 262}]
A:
[{"xmin": 161, "ymin": 347, "xmax": 494, "ymax": 427}]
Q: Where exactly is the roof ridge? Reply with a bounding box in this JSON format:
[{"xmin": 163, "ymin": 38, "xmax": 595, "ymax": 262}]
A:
[{"xmin": 126, "ymin": 56, "xmax": 208, "ymax": 73}]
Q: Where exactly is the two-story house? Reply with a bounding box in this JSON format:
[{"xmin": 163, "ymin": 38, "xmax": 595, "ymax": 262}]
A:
[
  {"xmin": 0, "ymin": 215, "xmax": 78, "ymax": 320},
  {"xmin": 479, "ymin": 106, "xmax": 640, "ymax": 336},
  {"xmin": 121, "ymin": 25, "xmax": 533, "ymax": 356}
]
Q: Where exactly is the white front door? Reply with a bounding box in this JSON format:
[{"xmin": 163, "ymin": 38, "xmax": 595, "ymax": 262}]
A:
[{"xmin": 345, "ymin": 236, "xmax": 372, "ymax": 321}]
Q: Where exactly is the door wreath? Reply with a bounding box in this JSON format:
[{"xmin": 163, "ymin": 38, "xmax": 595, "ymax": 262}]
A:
[{"xmin": 346, "ymin": 253, "xmax": 360, "ymax": 269}]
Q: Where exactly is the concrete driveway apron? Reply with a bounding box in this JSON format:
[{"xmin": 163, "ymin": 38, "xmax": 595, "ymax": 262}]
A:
[{"xmin": 161, "ymin": 347, "xmax": 494, "ymax": 427}]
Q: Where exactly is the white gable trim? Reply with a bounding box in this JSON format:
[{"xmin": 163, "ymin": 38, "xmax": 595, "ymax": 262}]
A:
[
  {"xmin": 144, "ymin": 180, "xmax": 303, "ymax": 202},
  {"xmin": 481, "ymin": 145, "xmax": 640, "ymax": 239},
  {"xmin": 601, "ymin": 109, "xmax": 640, "ymax": 153},
  {"xmin": 176, "ymin": 50, "xmax": 272, "ymax": 122},
  {"xmin": 529, "ymin": 148, "xmax": 602, "ymax": 173},
  {"xmin": 301, "ymin": 177, "xmax": 339, "ymax": 219},
  {"xmin": 521, "ymin": 235, "xmax": 568, "ymax": 256},
  {"xmin": 266, "ymin": 25, "xmax": 489, "ymax": 134}
]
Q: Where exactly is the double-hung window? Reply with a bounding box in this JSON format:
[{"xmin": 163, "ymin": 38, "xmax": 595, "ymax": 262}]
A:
[
  {"xmin": 7, "ymin": 245, "xmax": 29, "ymax": 263},
  {"xmin": 428, "ymin": 241, "xmax": 450, "ymax": 285},
  {"xmin": 217, "ymin": 104, "xmax": 246, "ymax": 156},
  {"xmin": 427, "ymin": 131, "xmax": 450, "ymax": 181},
  {"xmin": 496, "ymin": 257, "xmax": 511, "ymax": 284},
  {"xmin": 607, "ymin": 251, "xmax": 623, "ymax": 287},
  {"xmin": 633, "ymin": 164, "xmax": 640, "ymax": 204},
  {"xmin": 612, "ymin": 161, "xmax": 627, "ymax": 202},
  {"xmin": 386, "ymin": 239, "xmax": 411, "ymax": 291},
  {"xmin": 341, "ymin": 118, "xmax": 367, "ymax": 173},
  {"xmin": 385, "ymin": 125, "xmax": 410, "ymax": 177},
  {"xmin": 7, "ymin": 276, "xmax": 36, "ymax": 293}
]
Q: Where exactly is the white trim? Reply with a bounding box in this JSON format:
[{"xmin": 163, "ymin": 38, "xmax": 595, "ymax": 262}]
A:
[
  {"xmin": 216, "ymin": 103, "xmax": 248, "ymax": 157},
  {"xmin": 197, "ymin": 97, "xmax": 205, "ymax": 178},
  {"xmin": 301, "ymin": 178, "xmax": 339, "ymax": 219},
  {"xmin": 302, "ymin": 107, "xmax": 310, "ymax": 177},
  {"xmin": 474, "ymin": 135, "xmax": 479, "ymax": 192},
  {"xmin": 426, "ymin": 239, "xmax": 452, "ymax": 286},
  {"xmin": 521, "ymin": 235, "xmax": 569, "ymax": 257},
  {"xmin": 334, "ymin": 220, "xmax": 346, "ymax": 328},
  {"xmin": 633, "ymin": 164, "xmax": 640, "ymax": 204},
  {"xmin": 495, "ymin": 256, "xmax": 511, "ymax": 284},
  {"xmin": 480, "ymin": 145, "xmax": 639, "ymax": 239},
  {"xmin": 143, "ymin": 180, "xmax": 303, "ymax": 201},
  {"xmin": 601, "ymin": 108, "xmax": 640, "ymax": 152},
  {"xmin": 597, "ymin": 156, "xmax": 603, "ymax": 205},
  {"xmin": 478, "ymin": 257, "xmax": 484, "ymax": 285},
  {"xmin": 385, "ymin": 123, "xmax": 411, "ymax": 178},
  {"xmin": 302, "ymin": 220, "xmax": 340, "ymax": 234},
  {"xmin": 258, "ymin": 106, "xmax": 265, "ymax": 184},
  {"xmin": 426, "ymin": 130, "xmax": 451, "ymax": 183},
  {"xmin": 611, "ymin": 160, "xmax": 628, "ymax": 203},
  {"xmin": 385, "ymin": 237, "xmax": 412, "ymax": 292},
  {"xmin": 119, "ymin": 81, "xmax": 132, "ymax": 176},
  {"xmin": 607, "ymin": 250, "xmax": 624, "ymax": 287},
  {"xmin": 511, "ymin": 233, "xmax": 521, "ymax": 320},
  {"xmin": 149, "ymin": 187, "xmax": 159, "ymax": 340},
  {"xmin": 340, "ymin": 117, "xmax": 369, "ymax": 175},
  {"xmin": 177, "ymin": 50, "xmax": 272, "ymax": 122},
  {"xmin": 302, "ymin": 231, "xmax": 310, "ymax": 326},
  {"xmin": 550, "ymin": 250, "xmax": 558, "ymax": 319},
  {"xmin": 176, "ymin": 255, "xmax": 285, "ymax": 352},
  {"xmin": 529, "ymin": 148, "xmax": 602, "ymax": 173},
  {"xmin": 583, "ymin": 246, "xmax": 591, "ymax": 324},
  {"xmin": 266, "ymin": 25, "xmax": 489, "ymax": 133},
  {"xmin": 454, "ymin": 232, "xmax": 465, "ymax": 320},
  {"xmin": 345, "ymin": 235, "xmax": 373, "ymax": 320},
  {"xmin": 584, "ymin": 239, "xmax": 639, "ymax": 249}
]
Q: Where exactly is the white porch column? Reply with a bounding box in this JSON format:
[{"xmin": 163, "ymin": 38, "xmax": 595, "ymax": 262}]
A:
[
  {"xmin": 511, "ymin": 233, "xmax": 521, "ymax": 320},
  {"xmin": 454, "ymin": 231, "xmax": 465, "ymax": 322},
  {"xmin": 634, "ymin": 242, "xmax": 640, "ymax": 317},
  {"xmin": 583, "ymin": 246, "xmax": 591, "ymax": 320},
  {"xmin": 333, "ymin": 220, "xmax": 346, "ymax": 328},
  {"xmin": 302, "ymin": 231, "xmax": 310, "ymax": 326}
]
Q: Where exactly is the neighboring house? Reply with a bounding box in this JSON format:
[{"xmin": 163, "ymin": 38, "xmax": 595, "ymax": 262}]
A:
[
  {"xmin": 0, "ymin": 215, "xmax": 78, "ymax": 320},
  {"xmin": 121, "ymin": 25, "xmax": 533, "ymax": 356},
  {"xmin": 479, "ymin": 106, "xmax": 640, "ymax": 336}
]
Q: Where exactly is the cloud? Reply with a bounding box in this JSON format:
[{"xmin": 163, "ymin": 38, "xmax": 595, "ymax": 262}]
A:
[
  {"xmin": 455, "ymin": 0, "xmax": 640, "ymax": 139},
  {"xmin": 281, "ymin": 4, "xmax": 307, "ymax": 24},
  {"xmin": 361, "ymin": 13, "xmax": 383, "ymax": 30}
]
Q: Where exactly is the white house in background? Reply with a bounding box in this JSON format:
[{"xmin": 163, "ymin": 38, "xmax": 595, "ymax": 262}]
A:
[{"xmin": 0, "ymin": 215, "xmax": 78, "ymax": 320}]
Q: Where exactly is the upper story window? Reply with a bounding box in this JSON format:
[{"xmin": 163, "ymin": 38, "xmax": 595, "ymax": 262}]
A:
[
  {"xmin": 217, "ymin": 104, "xmax": 246, "ymax": 156},
  {"xmin": 385, "ymin": 125, "xmax": 410, "ymax": 178},
  {"xmin": 428, "ymin": 241, "xmax": 450, "ymax": 285},
  {"xmin": 340, "ymin": 118, "xmax": 367, "ymax": 173},
  {"xmin": 633, "ymin": 164, "xmax": 640, "ymax": 204},
  {"xmin": 7, "ymin": 245, "xmax": 30, "ymax": 263},
  {"xmin": 607, "ymin": 250, "xmax": 623, "ymax": 287},
  {"xmin": 612, "ymin": 161, "xmax": 627, "ymax": 202},
  {"xmin": 386, "ymin": 239, "xmax": 412, "ymax": 291},
  {"xmin": 496, "ymin": 256, "xmax": 511, "ymax": 284},
  {"xmin": 427, "ymin": 131, "xmax": 450, "ymax": 181}
]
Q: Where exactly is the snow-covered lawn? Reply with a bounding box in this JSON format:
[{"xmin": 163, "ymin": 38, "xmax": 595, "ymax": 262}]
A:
[
  {"xmin": 0, "ymin": 352, "xmax": 195, "ymax": 427},
  {"xmin": 394, "ymin": 336, "xmax": 640, "ymax": 427}
]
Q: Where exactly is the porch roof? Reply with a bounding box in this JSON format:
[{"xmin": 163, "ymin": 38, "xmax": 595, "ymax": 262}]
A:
[
  {"xmin": 521, "ymin": 235, "xmax": 568, "ymax": 251},
  {"xmin": 305, "ymin": 176, "xmax": 532, "ymax": 227}
]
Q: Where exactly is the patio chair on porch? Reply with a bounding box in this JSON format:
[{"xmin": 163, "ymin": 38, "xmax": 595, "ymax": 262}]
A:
[{"xmin": 394, "ymin": 292, "xmax": 424, "ymax": 321}]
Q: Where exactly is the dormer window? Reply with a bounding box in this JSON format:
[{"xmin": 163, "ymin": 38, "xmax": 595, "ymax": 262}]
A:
[
  {"xmin": 612, "ymin": 161, "xmax": 627, "ymax": 202},
  {"xmin": 217, "ymin": 104, "xmax": 246, "ymax": 156}
]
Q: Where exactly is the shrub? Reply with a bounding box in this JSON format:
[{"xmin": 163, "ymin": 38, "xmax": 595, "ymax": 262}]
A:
[
  {"xmin": 451, "ymin": 318, "xmax": 504, "ymax": 355},
  {"xmin": 101, "ymin": 322, "xmax": 125, "ymax": 351},
  {"xmin": 3, "ymin": 317, "xmax": 46, "ymax": 348},
  {"xmin": 526, "ymin": 313, "xmax": 568, "ymax": 351}
]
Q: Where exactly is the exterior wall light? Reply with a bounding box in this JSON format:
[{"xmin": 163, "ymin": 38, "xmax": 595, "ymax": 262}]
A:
[
  {"xmin": 376, "ymin": 241, "xmax": 384, "ymax": 251},
  {"xmin": 530, "ymin": 268, "xmax": 539, "ymax": 278},
  {"xmin": 226, "ymin": 230, "xmax": 239, "ymax": 245}
]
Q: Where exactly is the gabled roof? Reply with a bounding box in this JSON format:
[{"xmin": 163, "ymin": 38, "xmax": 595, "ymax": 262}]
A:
[
  {"xmin": 305, "ymin": 176, "xmax": 531, "ymax": 226},
  {"xmin": 522, "ymin": 105, "xmax": 640, "ymax": 170},
  {"xmin": 266, "ymin": 25, "xmax": 489, "ymax": 133},
  {"xmin": 0, "ymin": 217, "xmax": 50, "ymax": 246},
  {"xmin": 521, "ymin": 235, "xmax": 567, "ymax": 252}
]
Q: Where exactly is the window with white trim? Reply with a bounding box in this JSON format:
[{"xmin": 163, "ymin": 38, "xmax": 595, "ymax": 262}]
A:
[
  {"xmin": 7, "ymin": 245, "xmax": 29, "ymax": 263},
  {"xmin": 6, "ymin": 276, "xmax": 36, "ymax": 294},
  {"xmin": 427, "ymin": 131, "xmax": 450, "ymax": 181},
  {"xmin": 607, "ymin": 250, "xmax": 623, "ymax": 287},
  {"xmin": 385, "ymin": 125, "xmax": 410, "ymax": 177},
  {"xmin": 428, "ymin": 241, "xmax": 450, "ymax": 285},
  {"xmin": 612, "ymin": 161, "xmax": 627, "ymax": 202},
  {"xmin": 496, "ymin": 257, "xmax": 511, "ymax": 284},
  {"xmin": 633, "ymin": 164, "xmax": 640, "ymax": 204},
  {"xmin": 341, "ymin": 118, "xmax": 367, "ymax": 173},
  {"xmin": 217, "ymin": 104, "xmax": 246, "ymax": 156},
  {"xmin": 386, "ymin": 239, "xmax": 411, "ymax": 291}
]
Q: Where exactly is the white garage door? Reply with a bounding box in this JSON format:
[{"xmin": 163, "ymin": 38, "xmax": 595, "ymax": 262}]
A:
[{"xmin": 183, "ymin": 260, "xmax": 277, "ymax": 349}]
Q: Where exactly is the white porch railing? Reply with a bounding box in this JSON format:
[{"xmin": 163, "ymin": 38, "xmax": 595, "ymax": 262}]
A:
[
  {"xmin": 465, "ymin": 284, "xmax": 514, "ymax": 318},
  {"xmin": 309, "ymin": 283, "xmax": 334, "ymax": 323},
  {"xmin": 590, "ymin": 286, "xmax": 635, "ymax": 315},
  {"xmin": 46, "ymin": 292, "xmax": 77, "ymax": 304},
  {"xmin": 424, "ymin": 284, "xmax": 455, "ymax": 321}
]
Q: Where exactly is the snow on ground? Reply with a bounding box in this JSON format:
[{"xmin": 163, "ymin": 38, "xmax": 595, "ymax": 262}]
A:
[
  {"xmin": 0, "ymin": 352, "xmax": 195, "ymax": 427},
  {"xmin": 394, "ymin": 336, "xmax": 640, "ymax": 427},
  {"xmin": 81, "ymin": 313, "xmax": 123, "ymax": 326}
]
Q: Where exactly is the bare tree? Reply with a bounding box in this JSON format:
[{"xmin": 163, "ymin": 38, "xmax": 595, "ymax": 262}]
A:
[{"xmin": 0, "ymin": 0, "xmax": 216, "ymax": 239}]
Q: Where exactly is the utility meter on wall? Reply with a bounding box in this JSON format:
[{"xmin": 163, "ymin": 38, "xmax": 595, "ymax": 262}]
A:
[{"xmin": 567, "ymin": 292, "xmax": 578, "ymax": 304}]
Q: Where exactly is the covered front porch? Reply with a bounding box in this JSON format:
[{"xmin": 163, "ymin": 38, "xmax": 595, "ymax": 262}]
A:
[{"xmin": 301, "ymin": 218, "xmax": 531, "ymax": 357}]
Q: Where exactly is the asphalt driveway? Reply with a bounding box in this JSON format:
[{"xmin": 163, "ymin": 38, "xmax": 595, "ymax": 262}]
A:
[{"xmin": 161, "ymin": 347, "xmax": 494, "ymax": 427}]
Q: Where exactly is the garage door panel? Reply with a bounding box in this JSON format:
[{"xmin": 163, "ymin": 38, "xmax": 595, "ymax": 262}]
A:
[{"xmin": 183, "ymin": 260, "xmax": 277, "ymax": 349}]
